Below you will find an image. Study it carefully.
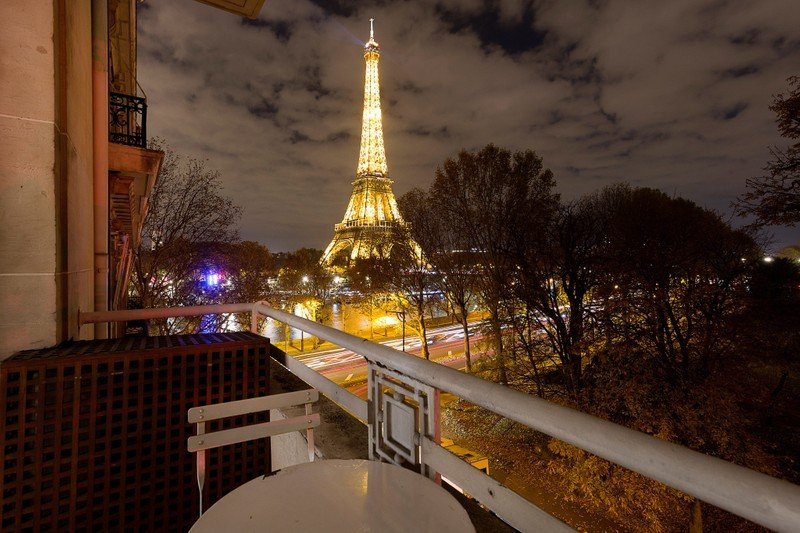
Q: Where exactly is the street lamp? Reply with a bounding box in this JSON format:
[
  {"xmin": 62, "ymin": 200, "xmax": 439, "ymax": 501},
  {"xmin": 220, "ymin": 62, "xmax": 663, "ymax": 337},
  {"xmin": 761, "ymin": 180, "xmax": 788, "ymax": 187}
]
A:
[{"xmin": 391, "ymin": 309, "xmax": 407, "ymax": 352}]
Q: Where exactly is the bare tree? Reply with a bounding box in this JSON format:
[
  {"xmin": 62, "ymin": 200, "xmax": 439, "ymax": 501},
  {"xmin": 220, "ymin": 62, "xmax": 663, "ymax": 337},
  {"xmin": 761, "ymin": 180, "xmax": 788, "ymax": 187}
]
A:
[
  {"xmin": 399, "ymin": 188, "xmax": 478, "ymax": 371},
  {"xmin": 131, "ymin": 140, "xmax": 241, "ymax": 334},
  {"xmin": 346, "ymin": 257, "xmax": 389, "ymax": 340},
  {"xmin": 224, "ymin": 241, "xmax": 274, "ymax": 331},
  {"xmin": 736, "ymin": 76, "xmax": 800, "ymax": 227},
  {"xmin": 277, "ymin": 248, "xmax": 332, "ymax": 348},
  {"xmin": 348, "ymin": 245, "xmax": 435, "ymax": 359},
  {"xmin": 390, "ymin": 236, "xmax": 435, "ymax": 360},
  {"xmin": 430, "ymin": 144, "xmax": 558, "ymax": 384},
  {"xmin": 609, "ymin": 188, "xmax": 758, "ymax": 378},
  {"xmin": 511, "ymin": 185, "xmax": 623, "ymax": 400}
]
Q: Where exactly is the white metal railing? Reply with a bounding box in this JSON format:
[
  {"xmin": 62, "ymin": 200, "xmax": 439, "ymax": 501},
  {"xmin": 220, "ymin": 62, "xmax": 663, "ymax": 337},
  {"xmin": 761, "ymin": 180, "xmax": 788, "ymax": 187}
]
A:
[{"xmin": 79, "ymin": 302, "xmax": 800, "ymax": 533}]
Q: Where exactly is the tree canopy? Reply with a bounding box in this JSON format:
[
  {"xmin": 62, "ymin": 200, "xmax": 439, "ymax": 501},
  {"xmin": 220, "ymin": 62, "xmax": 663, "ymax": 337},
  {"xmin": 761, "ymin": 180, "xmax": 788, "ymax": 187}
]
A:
[
  {"xmin": 736, "ymin": 76, "xmax": 800, "ymax": 227},
  {"xmin": 131, "ymin": 140, "xmax": 262, "ymax": 334}
]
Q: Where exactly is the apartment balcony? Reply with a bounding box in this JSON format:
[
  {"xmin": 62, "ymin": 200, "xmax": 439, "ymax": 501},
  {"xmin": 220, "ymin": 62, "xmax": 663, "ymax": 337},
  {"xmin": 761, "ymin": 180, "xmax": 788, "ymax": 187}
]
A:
[
  {"xmin": 2, "ymin": 302, "xmax": 799, "ymax": 531},
  {"xmin": 109, "ymin": 91, "xmax": 147, "ymax": 148},
  {"xmin": 106, "ymin": 90, "xmax": 163, "ymax": 312}
]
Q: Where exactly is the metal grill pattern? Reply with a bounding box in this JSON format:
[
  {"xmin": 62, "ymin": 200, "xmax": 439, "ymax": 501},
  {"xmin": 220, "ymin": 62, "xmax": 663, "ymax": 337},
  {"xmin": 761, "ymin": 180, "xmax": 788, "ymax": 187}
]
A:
[
  {"xmin": 368, "ymin": 365, "xmax": 439, "ymax": 479},
  {"xmin": 109, "ymin": 91, "xmax": 147, "ymax": 148},
  {"xmin": 0, "ymin": 333, "xmax": 269, "ymax": 531}
]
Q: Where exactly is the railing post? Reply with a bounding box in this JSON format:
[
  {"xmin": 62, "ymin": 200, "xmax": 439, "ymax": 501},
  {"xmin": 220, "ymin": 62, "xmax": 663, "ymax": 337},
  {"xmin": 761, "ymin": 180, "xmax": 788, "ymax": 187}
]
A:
[
  {"xmin": 250, "ymin": 308, "xmax": 258, "ymax": 334},
  {"xmin": 367, "ymin": 364, "xmax": 376, "ymax": 461},
  {"xmin": 432, "ymin": 388, "xmax": 441, "ymax": 485},
  {"xmin": 368, "ymin": 363, "xmax": 438, "ymax": 478},
  {"xmin": 141, "ymin": 98, "xmax": 147, "ymax": 147}
]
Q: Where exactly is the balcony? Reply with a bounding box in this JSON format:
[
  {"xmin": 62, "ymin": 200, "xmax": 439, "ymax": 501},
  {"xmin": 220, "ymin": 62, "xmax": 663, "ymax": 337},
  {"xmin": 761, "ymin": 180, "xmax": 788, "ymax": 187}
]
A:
[
  {"xmin": 105, "ymin": 90, "xmax": 162, "ymax": 312},
  {"xmin": 3, "ymin": 302, "xmax": 799, "ymax": 531},
  {"xmin": 334, "ymin": 219, "xmax": 406, "ymax": 231},
  {"xmin": 109, "ymin": 91, "xmax": 147, "ymax": 148}
]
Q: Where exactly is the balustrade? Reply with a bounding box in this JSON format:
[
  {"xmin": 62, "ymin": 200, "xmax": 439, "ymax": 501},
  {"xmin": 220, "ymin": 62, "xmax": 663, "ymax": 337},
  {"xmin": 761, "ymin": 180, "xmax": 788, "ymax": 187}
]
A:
[
  {"xmin": 79, "ymin": 302, "xmax": 800, "ymax": 532},
  {"xmin": 109, "ymin": 91, "xmax": 147, "ymax": 148}
]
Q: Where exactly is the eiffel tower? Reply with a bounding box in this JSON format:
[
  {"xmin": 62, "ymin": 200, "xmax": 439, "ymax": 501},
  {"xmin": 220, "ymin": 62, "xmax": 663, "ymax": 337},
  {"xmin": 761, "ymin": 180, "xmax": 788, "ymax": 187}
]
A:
[{"xmin": 321, "ymin": 20, "xmax": 411, "ymax": 268}]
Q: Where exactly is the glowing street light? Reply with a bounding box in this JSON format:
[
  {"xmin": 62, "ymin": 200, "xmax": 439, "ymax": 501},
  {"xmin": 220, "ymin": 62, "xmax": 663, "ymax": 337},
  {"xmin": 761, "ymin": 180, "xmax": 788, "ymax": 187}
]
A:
[
  {"xmin": 373, "ymin": 315, "xmax": 398, "ymax": 337},
  {"xmin": 205, "ymin": 271, "xmax": 221, "ymax": 288}
]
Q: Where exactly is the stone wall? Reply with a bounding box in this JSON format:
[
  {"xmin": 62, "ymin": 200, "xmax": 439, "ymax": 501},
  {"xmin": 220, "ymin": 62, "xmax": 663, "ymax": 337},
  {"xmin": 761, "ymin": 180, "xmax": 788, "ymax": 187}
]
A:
[{"xmin": 0, "ymin": 1, "xmax": 95, "ymax": 358}]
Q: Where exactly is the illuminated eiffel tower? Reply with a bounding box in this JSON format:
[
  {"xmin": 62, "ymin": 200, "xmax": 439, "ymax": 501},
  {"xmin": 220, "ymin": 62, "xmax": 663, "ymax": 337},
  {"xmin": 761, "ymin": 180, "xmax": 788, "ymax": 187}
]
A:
[{"xmin": 321, "ymin": 20, "xmax": 411, "ymax": 267}]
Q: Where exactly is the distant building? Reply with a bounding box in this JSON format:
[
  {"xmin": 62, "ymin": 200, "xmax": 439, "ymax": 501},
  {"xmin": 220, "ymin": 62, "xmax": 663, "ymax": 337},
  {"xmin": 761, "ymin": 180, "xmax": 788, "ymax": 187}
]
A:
[{"xmin": 321, "ymin": 21, "xmax": 414, "ymax": 268}]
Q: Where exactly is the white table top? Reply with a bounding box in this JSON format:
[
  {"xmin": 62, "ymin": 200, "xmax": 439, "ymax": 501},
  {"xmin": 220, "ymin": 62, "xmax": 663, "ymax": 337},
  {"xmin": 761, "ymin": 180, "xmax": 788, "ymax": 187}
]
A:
[{"xmin": 190, "ymin": 459, "xmax": 475, "ymax": 532}]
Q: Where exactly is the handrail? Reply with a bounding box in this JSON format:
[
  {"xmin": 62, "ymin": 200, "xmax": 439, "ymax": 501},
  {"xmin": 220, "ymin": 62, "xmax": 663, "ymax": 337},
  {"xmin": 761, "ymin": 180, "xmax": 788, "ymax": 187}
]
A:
[
  {"xmin": 80, "ymin": 302, "xmax": 247, "ymax": 335},
  {"xmin": 80, "ymin": 302, "xmax": 800, "ymax": 532},
  {"xmin": 79, "ymin": 302, "xmax": 253, "ymax": 324}
]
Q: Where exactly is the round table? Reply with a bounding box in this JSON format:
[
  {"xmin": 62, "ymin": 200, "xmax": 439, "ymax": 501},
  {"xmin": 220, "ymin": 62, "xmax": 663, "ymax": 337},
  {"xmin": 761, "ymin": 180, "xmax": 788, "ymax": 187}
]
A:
[{"xmin": 190, "ymin": 459, "xmax": 475, "ymax": 532}]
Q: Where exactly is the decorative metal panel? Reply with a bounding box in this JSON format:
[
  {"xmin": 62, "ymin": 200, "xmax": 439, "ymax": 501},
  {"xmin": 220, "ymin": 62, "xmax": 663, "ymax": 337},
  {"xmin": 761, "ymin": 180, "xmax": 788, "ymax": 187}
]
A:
[
  {"xmin": 109, "ymin": 91, "xmax": 147, "ymax": 148},
  {"xmin": 368, "ymin": 364, "xmax": 439, "ymax": 478}
]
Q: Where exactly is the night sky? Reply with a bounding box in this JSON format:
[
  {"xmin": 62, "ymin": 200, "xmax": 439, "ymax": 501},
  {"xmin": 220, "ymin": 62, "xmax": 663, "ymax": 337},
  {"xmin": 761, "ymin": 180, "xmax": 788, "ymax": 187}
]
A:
[{"xmin": 138, "ymin": 0, "xmax": 800, "ymax": 252}]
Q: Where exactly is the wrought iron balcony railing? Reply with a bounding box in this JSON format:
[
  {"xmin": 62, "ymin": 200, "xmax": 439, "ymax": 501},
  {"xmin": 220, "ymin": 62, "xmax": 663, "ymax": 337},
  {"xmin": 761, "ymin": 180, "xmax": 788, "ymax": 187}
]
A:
[
  {"xmin": 79, "ymin": 302, "xmax": 800, "ymax": 532},
  {"xmin": 109, "ymin": 91, "xmax": 147, "ymax": 148}
]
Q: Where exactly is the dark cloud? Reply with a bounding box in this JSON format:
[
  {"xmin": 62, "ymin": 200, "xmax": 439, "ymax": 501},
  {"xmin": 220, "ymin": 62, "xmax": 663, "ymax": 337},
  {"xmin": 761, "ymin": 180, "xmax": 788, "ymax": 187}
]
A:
[
  {"xmin": 247, "ymin": 97, "xmax": 279, "ymax": 119},
  {"xmin": 724, "ymin": 65, "xmax": 760, "ymax": 78},
  {"xmin": 289, "ymin": 130, "xmax": 311, "ymax": 144},
  {"xmin": 435, "ymin": 0, "xmax": 547, "ymax": 55},
  {"xmin": 326, "ymin": 130, "xmax": 350, "ymax": 142},
  {"xmin": 138, "ymin": 0, "xmax": 800, "ymax": 251},
  {"xmin": 308, "ymin": 0, "xmax": 360, "ymax": 18},
  {"xmin": 395, "ymin": 80, "xmax": 425, "ymax": 94},
  {"xmin": 716, "ymin": 102, "xmax": 749, "ymax": 121},
  {"xmin": 729, "ymin": 29, "xmax": 761, "ymax": 46},
  {"xmin": 406, "ymin": 125, "xmax": 451, "ymax": 138},
  {"xmin": 241, "ymin": 18, "xmax": 294, "ymax": 42}
]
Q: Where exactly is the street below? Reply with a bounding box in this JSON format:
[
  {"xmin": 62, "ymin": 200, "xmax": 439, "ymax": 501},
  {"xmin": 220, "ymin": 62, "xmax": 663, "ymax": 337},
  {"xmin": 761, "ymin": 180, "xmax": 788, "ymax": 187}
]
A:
[{"xmin": 290, "ymin": 321, "xmax": 626, "ymax": 532}]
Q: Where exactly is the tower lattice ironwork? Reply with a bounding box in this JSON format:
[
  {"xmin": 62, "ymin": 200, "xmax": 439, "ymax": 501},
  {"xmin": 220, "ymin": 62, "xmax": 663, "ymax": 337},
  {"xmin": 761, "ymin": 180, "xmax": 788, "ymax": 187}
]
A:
[{"xmin": 321, "ymin": 20, "xmax": 411, "ymax": 267}]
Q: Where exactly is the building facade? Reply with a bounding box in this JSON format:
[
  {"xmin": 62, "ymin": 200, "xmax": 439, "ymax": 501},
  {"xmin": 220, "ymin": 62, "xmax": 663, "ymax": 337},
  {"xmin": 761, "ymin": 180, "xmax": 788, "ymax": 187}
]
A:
[{"xmin": 0, "ymin": 0, "xmax": 265, "ymax": 359}]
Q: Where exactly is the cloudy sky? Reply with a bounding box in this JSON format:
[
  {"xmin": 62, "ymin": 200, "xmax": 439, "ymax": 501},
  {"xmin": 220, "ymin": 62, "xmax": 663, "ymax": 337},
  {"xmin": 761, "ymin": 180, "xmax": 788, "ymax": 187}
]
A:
[{"xmin": 138, "ymin": 0, "xmax": 799, "ymax": 251}]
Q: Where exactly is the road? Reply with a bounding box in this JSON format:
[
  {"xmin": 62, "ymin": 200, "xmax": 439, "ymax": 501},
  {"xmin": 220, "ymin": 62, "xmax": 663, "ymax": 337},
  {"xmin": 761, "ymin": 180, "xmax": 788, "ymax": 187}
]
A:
[{"xmin": 292, "ymin": 322, "xmax": 486, "ymax": 397}]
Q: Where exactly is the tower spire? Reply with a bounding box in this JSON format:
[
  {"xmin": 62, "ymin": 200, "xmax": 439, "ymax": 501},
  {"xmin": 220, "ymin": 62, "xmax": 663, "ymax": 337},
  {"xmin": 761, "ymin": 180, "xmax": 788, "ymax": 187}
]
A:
[{"xmin": 357, "ymin": 20, "xmax": 387, "ymax": 176}]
